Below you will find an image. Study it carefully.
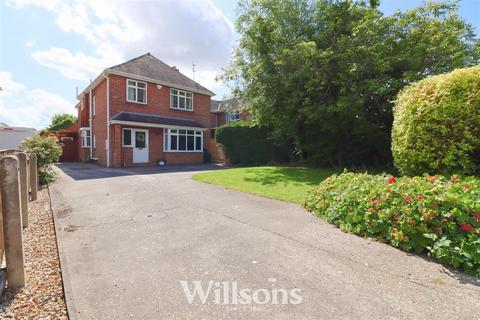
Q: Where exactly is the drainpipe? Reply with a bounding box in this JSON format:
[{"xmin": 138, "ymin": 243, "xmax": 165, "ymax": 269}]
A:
[
  {"xmin": 89, "ymin": 89, "xmax": 93, "ymax": 159},
  {"xmin": 104, "ymin": 74, "xmax": 110, "ymax": 167}
]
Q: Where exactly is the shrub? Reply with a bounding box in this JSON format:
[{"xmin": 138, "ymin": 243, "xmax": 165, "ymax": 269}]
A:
[
  {"xmin": 392, "ymin": 66, "xmax": 480, "ymax": 176},
  {"xmin": 216, "ymin": 121, "xmax": 292, "ymax": 165},
  {"xmin": 304, "ymin": 172, "xmax": 480, "ymax": 275},
  {"xmin": 21, "ymin": 134, "xmax": 62, "ymax": 185}
]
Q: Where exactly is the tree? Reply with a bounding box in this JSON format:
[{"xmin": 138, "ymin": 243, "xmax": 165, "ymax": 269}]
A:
[
  {"xmin": 47, "ymin": 113, "xmax": 77, "ymax": 131},
  {"xmin": 223, "ymin": 0, "xmax": 480, "ymax": 166}
]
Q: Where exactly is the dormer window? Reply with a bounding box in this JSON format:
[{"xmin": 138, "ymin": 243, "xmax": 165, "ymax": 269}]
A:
[
  {"xmin": 127, "ymin": 79, "xmax": 147, "ymax": 104},
  {"xmin": 170, "ymin": 89, "xmax": 193, "ymax": 111}
]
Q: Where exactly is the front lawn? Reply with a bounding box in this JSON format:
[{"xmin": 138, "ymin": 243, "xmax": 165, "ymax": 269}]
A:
[{"xmin": 192, "ymin": 166, "xmax": 336, "ymax": 204}]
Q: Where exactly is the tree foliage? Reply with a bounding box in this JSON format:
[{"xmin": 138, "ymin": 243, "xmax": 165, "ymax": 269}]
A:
[
  {"xmin": 223, "ymin": 0, "xmax": 480, "ymax": 166},
  {"xmin": 392, "ymin": 66, "xmax": 480, "ymax": 176},
  {"xmin": 47, "ymin": 113, "xmax": 77, "ymax": 131}
]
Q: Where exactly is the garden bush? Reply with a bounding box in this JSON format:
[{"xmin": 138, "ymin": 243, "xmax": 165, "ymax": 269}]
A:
[
  {"xmin": 304, "ymin": 172, "xmax": 480, "ymax": 275},
  {"xmin": 216, "ymin": 121, "xmax": 292, "ymax": 165},
  {"xmin": 21, "ymin": 134, "xmax": 62, "ymax": 185},
  {"xmin": 392, "ymin": 66, "xmax": 480, "ymax": 176}
]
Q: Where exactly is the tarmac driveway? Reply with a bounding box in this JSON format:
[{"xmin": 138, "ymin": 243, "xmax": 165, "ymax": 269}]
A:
[{"xmin": 50, "ymin": 163, "xmax": 480, "ymax": 320}]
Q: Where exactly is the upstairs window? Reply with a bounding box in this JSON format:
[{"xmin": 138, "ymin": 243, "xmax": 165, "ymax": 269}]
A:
[
  {"xmin": 127, "ymin": 79, "xmax": 147, "ymax": 104},
  {"xmin": 226, "ymin": 112, "xmax": 240, "ymax": 124},
  {"xmin": 170, "ymin": 89, "xmax": 193, "ymax": 111},
  {"xmin": 80, "ymin": 128, "xmax": 91, "ymax": 148}
]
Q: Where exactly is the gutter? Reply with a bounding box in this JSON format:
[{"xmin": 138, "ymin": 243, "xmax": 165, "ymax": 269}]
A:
[
  {"xmin": 77, "ymin": 69, "xmax": 215, "ymax": 98},
  {"xmin": 104, "ymin": 75, "xmax": 110, "ymax": 167},
  {"xmin": 109, "ymin": 120, "xmax": 207, "ymax": 131},
  {"xmin": 88, "ymin": 89, "xmax": 93, "ymax": 159}
]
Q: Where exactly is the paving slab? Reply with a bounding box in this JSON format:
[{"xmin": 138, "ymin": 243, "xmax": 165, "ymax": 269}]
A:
[{"xmin": 50, "ymin": 163, "xmax": 480, "ymax": 320}]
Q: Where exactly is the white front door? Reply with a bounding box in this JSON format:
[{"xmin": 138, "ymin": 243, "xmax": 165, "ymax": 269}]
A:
[{"xmin": 133, "ymin": 129, "xmax": 148, "ymax": 163}]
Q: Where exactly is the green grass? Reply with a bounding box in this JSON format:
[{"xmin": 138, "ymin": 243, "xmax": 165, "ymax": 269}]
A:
[{"xmin": 192, "ymin": 166, "xmax": 337, "ymax": 204}]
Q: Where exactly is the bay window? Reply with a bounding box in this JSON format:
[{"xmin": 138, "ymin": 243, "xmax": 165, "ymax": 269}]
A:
[{"xmin": 164, "ymin": 129, "xmax": 203, "ymax": 152}]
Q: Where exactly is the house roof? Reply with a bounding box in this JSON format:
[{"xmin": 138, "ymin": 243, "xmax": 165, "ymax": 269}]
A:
[
  {"xmin": 110, "ymin": 111, "xmax": 206, "ymax": 130},
  {"xmin": 211, "ymin": 98, "xmax": 241, "ymax": 113},
  {"xmin": 79, "ymin": 53, "xmax": 215, "ymax": 98},
  {"xmin": 107, "ymin": 53, "xmax": 214, "ymax": 96}
]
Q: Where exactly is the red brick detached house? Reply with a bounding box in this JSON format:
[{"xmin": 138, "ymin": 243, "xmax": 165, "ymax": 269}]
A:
[
  {"xmin": 76, "ymin": 53, "xmax": 215, "ymax": 167},
  {"xmin": 210, "ymin": 98, "xmax": 249, "ymax": 128}
]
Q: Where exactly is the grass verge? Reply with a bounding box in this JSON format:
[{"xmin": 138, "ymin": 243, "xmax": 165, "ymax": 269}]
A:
[{"xmin": 192, "ymin": 166, "xmax": 336, "ymax": 204}]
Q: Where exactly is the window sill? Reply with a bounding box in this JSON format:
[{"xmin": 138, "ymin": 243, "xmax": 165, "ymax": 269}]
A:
[
  {"xmin": 170, "ymin": 106, "xmax": 194, "ymax": 112},
  {"xmin": 164, "ymin": 150, "xmax": 203, "ymax": 153},
  {"xmin": 126, "ymin": 100, "xmax": 147, "ymax": 105}
]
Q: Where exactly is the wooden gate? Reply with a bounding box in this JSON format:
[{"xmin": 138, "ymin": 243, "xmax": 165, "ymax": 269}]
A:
[{"xmin": 59, "ymin": 133, "xmax": 79, "ymax": 162}]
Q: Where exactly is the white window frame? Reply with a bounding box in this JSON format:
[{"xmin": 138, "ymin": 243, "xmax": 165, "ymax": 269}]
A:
[
  {"xmin": 122, "ymin": 128, "xmax": 133, "ymax": 147},
  {"xmin": 80, "ymin": 127, "xmax": 91, "ymax": 148},
  {"xmin": 126, "ymin": 79, "xmax": 147, "ymax": 104},
  {"xmin": 226, "ymin": 111, "xmax": 240, "ymax": 124},
  {"xmin": 170, "ymin": 88, "xmax": 193, "ymax": 111},
  {"xmin": 164, "ymin": 128, "xmax": 203, "ymax": 152}
]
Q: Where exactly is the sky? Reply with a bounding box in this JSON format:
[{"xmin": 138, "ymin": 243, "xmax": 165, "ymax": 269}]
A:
[{"xmin": 0, "ymin": 0, "xmax": 479, "ymax": 130}]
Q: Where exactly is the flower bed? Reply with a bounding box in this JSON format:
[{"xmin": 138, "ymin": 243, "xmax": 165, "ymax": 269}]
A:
[{"xmin": 304, "ymin": 172, "xmax": 480, "ymax": 275}]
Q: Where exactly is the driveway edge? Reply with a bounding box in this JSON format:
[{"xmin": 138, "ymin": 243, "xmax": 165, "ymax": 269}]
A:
[{"xmin": 48, "ymin": 185, "xmax": 79, "ymax": 320}]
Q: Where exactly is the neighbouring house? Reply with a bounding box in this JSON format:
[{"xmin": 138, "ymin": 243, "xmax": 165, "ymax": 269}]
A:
[
  {"xmin": 210, "ymin": 98, "xmax": 249, "ymax": 128},
  {"xmin": 76, "ymin": 53, "xmax": 215, "ymax": 167},
  {"xmin": 0, "ymin": 123, "xmax": 37, "ymax": 149},
  {"xmin": 209, "ymin": 98, "xmax": 250, "ymax": 162}
]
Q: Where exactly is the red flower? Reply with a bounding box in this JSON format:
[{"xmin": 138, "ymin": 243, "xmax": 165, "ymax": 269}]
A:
[
  {"xmin": 388, "ymin": 176, "xmax": 396, "ymax": 184},
  {"xmin": 459, "ymin": 223, "xmax": 475, "ymax": 233},
  {"xmin": 463, "ymin": 185, "xmax": 471, "ymax": 191},
  {"xmin": 451, "ymin": 176, "xmax": 461, "ymax": 182},
  {"xmin": 473, "ymin": 211, "xmax": 480, "ymax": 223}
]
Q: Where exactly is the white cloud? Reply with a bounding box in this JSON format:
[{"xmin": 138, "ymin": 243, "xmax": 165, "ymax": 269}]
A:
[
  {"xmin": 0, "ymin": 71, "xmax": 74, "ymax": 129},
  {"xmin": 32, "ymin": 47, "xmax": 123, "ymax": 81},
  {"xmin": 24, "ymin": 39, "xmax": 36, "ymax": 48},
  {"xmin": 11, "ymin": 0, "xmax": 235, "ymax": 93}
]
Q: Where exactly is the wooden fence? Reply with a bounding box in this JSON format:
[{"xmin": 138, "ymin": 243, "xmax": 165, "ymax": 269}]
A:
[{"xmin": 0, "ymin": 149, "xmax": 38, "ymax": 294}]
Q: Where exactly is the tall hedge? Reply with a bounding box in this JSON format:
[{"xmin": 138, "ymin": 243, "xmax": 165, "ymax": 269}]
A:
[
  {"xmin": 216, "ymin": 122, "xmax": 291, "ymax": 165},
  {"xmin": 392, "ymin": 66, "xmax": 480, "ymax": 176}
]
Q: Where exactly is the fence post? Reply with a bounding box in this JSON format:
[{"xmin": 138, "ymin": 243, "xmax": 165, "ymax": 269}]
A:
[
  {"xmin": 15, "ymin": 152, "xmax": 28, "ymax": 228},
  {"xmin": 0, "ymin": 156, "xmax": 26, "ymax": 288},
  {"xmin": 29, "ymin": 153, "xmax": 38, "ymax": 201}
]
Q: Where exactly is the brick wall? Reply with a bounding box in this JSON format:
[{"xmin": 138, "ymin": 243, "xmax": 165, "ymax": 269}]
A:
[
  {"xmin": 92, "ymin": 79, "xmax": 108, "ymax": 166},
  {"xmin": 108, "ymin": 74, "xmax": 211, "ymax": 167},
  {"xmin": 110, "ymin": 125, "xmax": 204, "ymax": 167},
  {"xmin": 81, "ymin": 74, "xmax": 212, "ymax": 167}
]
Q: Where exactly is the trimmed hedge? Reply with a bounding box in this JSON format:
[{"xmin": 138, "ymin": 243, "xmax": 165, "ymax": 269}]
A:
[
  {"xmin": 304, "ymin": 172, "xmax": 480, "ymax": 275},
  {"xmin": 216, "ymin": 121, "xmax": 291, "ymax": 165},
  {"xmin": 392, "ymin": 66, "xmax": 480, "ymax": 176}
]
